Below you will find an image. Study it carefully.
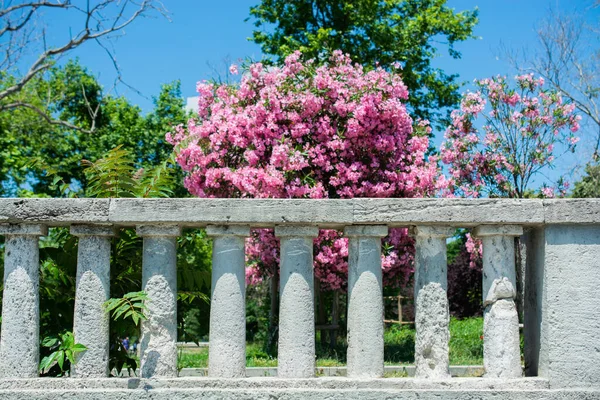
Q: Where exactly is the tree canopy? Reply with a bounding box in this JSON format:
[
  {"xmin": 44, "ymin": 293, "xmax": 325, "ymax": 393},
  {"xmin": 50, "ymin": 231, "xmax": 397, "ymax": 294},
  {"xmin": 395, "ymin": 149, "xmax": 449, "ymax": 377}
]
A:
[
  {"xmin": 0, "ymin": 60, "xmax": 188, "ymax": 197},
  {"xmin": 248, "ymin": 0, "xmax": 479, "ymax": 125}
]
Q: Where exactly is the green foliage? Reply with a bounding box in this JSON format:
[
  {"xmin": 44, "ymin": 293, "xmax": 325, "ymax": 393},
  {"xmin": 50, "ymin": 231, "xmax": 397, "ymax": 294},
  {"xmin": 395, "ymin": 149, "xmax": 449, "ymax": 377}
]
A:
[
  {"xmin": 448, "ymin": 317, "xmax": 483, "ymax": 365},
  {"xmin": 177, "ymin": 229, "xmax": 213, "ymax": 344},
  {"xmin": 0, "ymin": 59, "xmax": 214, "ymax": 377},
  {"xmin": 39, "ymin": 331, "xmax": 87, "ymax": 376},
  {"xmin": 384, "ymin": 324, "xmax": 416, "ymax": 363},
  {"xmin": 0, "ymin": 60, "xmax": 188, "ymax": 197},
  {"xmin": 446, "ymin": 229, "xmax": 466, "ymax": 265},
  {"xmin": 39, "ymin": 228, "xmax": 78, "ymax": 344},
  {"xmin": 104, "ymin": 291, "xmax": 149, "ymax": 327},
  {"xmin": 104, "ymin": 291, "xmax": 149, "ymax": 376},
  {"xmin": 246, "ymin": 284, "xmax": 272, "ymax": 343},
  {"xmin": 82, "ymin": 145, "xmax": 175, "ymax": 199},
  {"xmin": 177, "ymin": 317, "xmax": 486, "ymax": 369},
  {"xmin": 248, "ymin": 0, "xmax": 479, "ymax": 125},
  {"xmin": 572, "ymin": 162, "xmax": 600, "ymax": 198}
]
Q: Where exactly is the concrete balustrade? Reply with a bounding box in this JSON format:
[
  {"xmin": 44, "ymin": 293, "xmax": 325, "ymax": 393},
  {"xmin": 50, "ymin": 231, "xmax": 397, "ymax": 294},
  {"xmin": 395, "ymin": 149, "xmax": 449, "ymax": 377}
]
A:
[
  {"xmin": 473, "ymin": 225, "xmax": 523, "ymax": 379},
  {"xmin": 137, "ymin": 224, "xmax": 181, "ymax": 378},
  {"xmin": 0, "ymin": 224, "xmax": 47, "ymax": 378},
  {"xmin": 0, "ymin": 198, "xmax": 599, "ymax": 398},
  {"xmin": 345, "ymin": 225, "xmax": 388, "ymax": 378},
  {"xmin": 275, "ymin": 225, "xmax": 319, "ymax": 378},
  {"xmin": 410, "ymin": 225, "xmax": 454, "ymax": 379},
  {"xmin": 71, "ymin": 224, "xmax": 115, "ymax": 378},
  {"xmin": 206, "ymin": 225, "xmax": 250, "ymax": 378}
]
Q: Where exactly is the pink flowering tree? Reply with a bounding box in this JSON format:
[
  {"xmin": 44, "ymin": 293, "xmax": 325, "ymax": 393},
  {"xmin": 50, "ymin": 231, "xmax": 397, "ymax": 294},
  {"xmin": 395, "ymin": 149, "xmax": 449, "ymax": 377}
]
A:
[
  {"xmin": 168, "ymin": 51, "xmax": 442, "ymax": 297},
  {"xmin": 442, "ymin": 75, "xmax": 581, "ymax": 318},
  {"xmin": 441, "ymin": 74, "xmax": 581, "ymax": 198}
]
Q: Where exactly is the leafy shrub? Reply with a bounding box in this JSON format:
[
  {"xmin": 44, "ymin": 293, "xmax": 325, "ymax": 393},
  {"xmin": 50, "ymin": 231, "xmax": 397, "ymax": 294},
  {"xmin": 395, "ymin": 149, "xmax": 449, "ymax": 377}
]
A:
[{"xmin": 384, "ymin": 324, "xmax": 416, "ymax": 363}]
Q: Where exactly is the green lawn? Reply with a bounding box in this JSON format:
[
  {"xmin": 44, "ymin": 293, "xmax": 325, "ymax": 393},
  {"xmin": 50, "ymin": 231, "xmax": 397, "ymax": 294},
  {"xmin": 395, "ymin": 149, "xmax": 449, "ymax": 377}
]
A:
[{"xmin": 178, "ymin": 317, "xmax": 485, "ymax": 369}]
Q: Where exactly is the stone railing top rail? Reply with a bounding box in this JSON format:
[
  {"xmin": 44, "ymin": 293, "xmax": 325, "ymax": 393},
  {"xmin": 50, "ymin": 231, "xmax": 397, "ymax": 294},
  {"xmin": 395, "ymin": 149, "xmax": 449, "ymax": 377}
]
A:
[{"xmin": 0, "ymin": 198, "xmax": 597, "ymax": 227}]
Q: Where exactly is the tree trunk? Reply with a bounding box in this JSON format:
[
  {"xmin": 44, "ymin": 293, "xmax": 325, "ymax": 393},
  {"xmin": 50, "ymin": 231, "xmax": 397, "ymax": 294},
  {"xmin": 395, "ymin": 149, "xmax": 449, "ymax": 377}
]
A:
[{"xmin": 266, "ymin": 269, "xmax": 279, "ymax": 355}]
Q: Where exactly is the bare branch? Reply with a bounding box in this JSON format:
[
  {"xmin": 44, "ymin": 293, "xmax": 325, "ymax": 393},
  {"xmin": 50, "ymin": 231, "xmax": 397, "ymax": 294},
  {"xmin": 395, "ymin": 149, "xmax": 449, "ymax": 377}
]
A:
[
  {"xmin": 502, "ymin": 8, "xmax": 600, "ymax": 159},
  {"xmin": 0, "ymin": 101, "xmax": 94, "ymax": 133},
  {"xmin": 0, "ymin": 0, "xmax": 169, "ymax": 116},
  {"xmin": 0, "ymin": 1, "xmax": 73, "ymax": 19}
]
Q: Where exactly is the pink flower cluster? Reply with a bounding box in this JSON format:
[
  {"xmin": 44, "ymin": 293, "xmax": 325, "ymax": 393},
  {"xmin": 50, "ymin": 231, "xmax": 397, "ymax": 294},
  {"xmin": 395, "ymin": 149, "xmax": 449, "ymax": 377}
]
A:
[
  {"xmin": 169, "ymin": 51, "xmax": 442, "ymax": 290},
  {"xmin": 464, "ymin": 233, "xmax": 482, "ymax": 269},
  {"xmin": 440, "ymin": 74, "xmax": 580, "ymax": 198}
]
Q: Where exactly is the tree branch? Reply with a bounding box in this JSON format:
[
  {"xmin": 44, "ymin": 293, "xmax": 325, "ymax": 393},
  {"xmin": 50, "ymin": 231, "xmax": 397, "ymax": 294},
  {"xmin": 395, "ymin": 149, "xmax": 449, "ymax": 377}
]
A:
[
  {"xmin": 0, "ymin": 101, "xmax": 93, "ymax": 133},
  {"xmin": 0, "ymin": 0, "xmax": 168, "ymax": 104}
]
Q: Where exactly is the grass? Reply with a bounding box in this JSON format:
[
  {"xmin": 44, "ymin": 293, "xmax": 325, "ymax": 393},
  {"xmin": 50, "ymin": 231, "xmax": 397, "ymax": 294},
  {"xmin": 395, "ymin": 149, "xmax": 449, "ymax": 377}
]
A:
[
  {"xmin": 178, "ymin": 317, "xmax": 485, "ymax": 369},
  {"xmin": 448, "ymin": 317, "xmax": 483, "ymax": 365}
]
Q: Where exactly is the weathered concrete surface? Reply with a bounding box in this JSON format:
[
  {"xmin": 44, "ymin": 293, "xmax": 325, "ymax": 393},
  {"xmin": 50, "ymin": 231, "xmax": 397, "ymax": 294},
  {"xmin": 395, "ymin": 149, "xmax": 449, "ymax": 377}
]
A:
[
  {"xmin": 173, "ymin": 365, "xmax": 486, "ymax": 378},
  {"xmin": 206, "ymin": 225, "xmax": 250, "ymax": 378},
  {"xmin": 541, "ymin": 225, "xmax": 600, "ymax": 388},
  {"xmin": 412, "ymin": 226, "xmax": 454, "ymax": 293},
  {"xmin": 0, "ymin": 376, "xmax": 554, "ymax": 390},
  {"xmin": 275, "ymin": 226, "xmax": 319, "ymax": 378},
  {"xmin": 345, "ymin": 225, "xmax": 387, "ymax": 378},
  {"xmin": 414, "ymin": 283, "xmax": 450, "ymax": 379},
  {"xmin": 543, "ymin": 198, "xmax": 600, "ymax": 224},
  {"xmin": 0, "ymin": 198, "xmax": 571, "ymax": 227},
  {"xmin": 474, "ymin": 226, "xmax": 523, "ymax": 379},
  {"xmin": 71, "ymin": 225, "xmax": 115, "ymax": 377},
  {"xmin": 524, "ymin": 227, "xmax": 544, "ymax": 377},
  {"xmin": 411, "ymin": 226, "xmax": 453, "ymax": 379},
  {"xmin": 0, "ymin": 198, "xmax": 109, "ymax": 225},
  {"xmin": 2, "ymin": 377, "xmax": 600, "ymax": 399},
  {"xmin": 1, "ymin": 389, "xmax": 598, "ymax": 400},
  {"xmin": 138, "ymin": 225, "xmax": 181, "ymax": 378},
  {"xmin": 108, "ymin": 198, "xmax": 546, "ymax": 227},
  {"xmin": 353, "ymin": 199, "xmax": 544, "ymax": 226},
  {"xmin": 8, "ymin": 197, "xmax": 600, "ymax": 226},
  {"xmin": 0, "ymin": 224, "xmax": 46, "ymax": 378},
  {"xmin": 483, "ymin": 299, "xmax": 521, "ymax": 378}
]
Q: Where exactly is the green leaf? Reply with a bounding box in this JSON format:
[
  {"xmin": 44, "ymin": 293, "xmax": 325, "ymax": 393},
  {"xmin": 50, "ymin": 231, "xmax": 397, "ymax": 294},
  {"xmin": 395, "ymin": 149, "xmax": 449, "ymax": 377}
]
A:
[
  {"xmin": 42, "ymin": 336, "xmax": 59, "ymax": 348},
  {"xmin": 65, "ymin": 349, "xmax": 76, "ymax": 364},
  {"xmin": 72, "ymin": 343, "xmax": 88, "ymax": 353},
  {"xmin": 56, "ymin": 350, "xmax": 65, "ymax": 371},
  {"xmin": 39, "ymin": 352, "xmax": 58, "ymax": 372}
]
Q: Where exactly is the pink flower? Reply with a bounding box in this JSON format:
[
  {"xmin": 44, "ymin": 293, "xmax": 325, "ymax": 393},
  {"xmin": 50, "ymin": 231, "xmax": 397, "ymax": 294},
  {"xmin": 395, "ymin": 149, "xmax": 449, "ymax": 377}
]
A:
[
  {"xmin": 440, "ymin": 74, "xmax": 581, "ymax": 198},
  {"xmin": 229, "ymin": 64, "xmax": 239, "ymax": 75},
  {"xmin": 541, "ymin": 187, "xmax": 555, "ymax": 198},
  {"xmin": 171, "ymin": 50, "xmax": 438, "ymax": 289}
]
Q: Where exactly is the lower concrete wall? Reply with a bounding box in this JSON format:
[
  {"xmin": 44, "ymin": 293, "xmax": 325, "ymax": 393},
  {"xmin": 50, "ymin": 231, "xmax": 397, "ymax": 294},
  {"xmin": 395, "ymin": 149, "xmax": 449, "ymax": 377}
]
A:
[
  {"xmin": 113, "ymin": 365, "xmax": 486, "ymax": 378},
  {"xmin": 541, "ymin": 225, "xmax": 600, "ymax": 389},
  {"xmin": 0, "ymin": 377, "xmax": 599, "ymax": 399}
]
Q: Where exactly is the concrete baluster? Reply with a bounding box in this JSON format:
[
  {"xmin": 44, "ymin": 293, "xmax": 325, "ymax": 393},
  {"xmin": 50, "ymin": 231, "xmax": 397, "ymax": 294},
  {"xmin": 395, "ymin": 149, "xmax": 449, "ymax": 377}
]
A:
[
  {"xmin": 410, "ymin": 226, "xmax": 454, "ymax": 379},
  {"xmin": 137, "ymin": 224, "xmax": 181, "ymax": 378},
  {"xmin": 206, "ymin": 225, "xmax": 250, "ymax": 378},
  {"xmin": 71, "ymin": 224, "xmax": 115, "ymax": 378},
  {"xmin": 345, "ymin": 225, "xmax": 388, "ymax": 378},
  {"xmin": 473, "ymin": 225, "xmax": 523, "ymax": 378},
  {"xmin": 275, "ymin": 225, "xmax": 319, "ymax": 378},
  {"xmin": 0, "ymin": 224, "xmax": 47, "ymax": 378}
]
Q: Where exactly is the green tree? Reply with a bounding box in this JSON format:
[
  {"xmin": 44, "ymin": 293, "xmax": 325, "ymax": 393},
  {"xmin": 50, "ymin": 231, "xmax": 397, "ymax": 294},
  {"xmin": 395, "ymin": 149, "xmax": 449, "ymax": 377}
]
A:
[
  {"xmin": 573, "ymin": 163, "xmax": 600, "ymax": 198},
  {"xmin": 0, "ymin": 60, "xmax": 188, "ymax": 197},
  {"xmin": 248, "ymin": 0, "xmax": 479, "ymax": 125}
]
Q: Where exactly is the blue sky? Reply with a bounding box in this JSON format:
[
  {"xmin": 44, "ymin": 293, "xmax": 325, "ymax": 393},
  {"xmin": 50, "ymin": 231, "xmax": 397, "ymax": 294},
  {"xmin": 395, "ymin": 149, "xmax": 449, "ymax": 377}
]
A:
[
  {"xmin": 39, "ymin": 0, "xmax": 600, "ymax": 111},
  {"xmin": 36, "ymin": 0, "xmax": 600, "ymax": 187},
  {"xmin": 44, "ymin": 0, "xmax": 596, "ymax": 111}
]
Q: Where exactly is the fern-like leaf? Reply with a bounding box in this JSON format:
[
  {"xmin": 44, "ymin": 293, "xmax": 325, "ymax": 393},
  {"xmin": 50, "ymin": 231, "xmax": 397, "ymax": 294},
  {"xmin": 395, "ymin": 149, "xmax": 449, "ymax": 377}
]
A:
[{"xmin": 82, "ymin": 145, "xmax": 137, "ymax": 198}]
